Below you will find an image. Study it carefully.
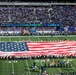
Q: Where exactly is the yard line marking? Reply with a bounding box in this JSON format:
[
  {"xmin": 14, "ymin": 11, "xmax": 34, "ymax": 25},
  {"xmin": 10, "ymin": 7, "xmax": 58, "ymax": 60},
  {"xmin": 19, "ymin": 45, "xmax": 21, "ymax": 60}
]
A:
[
  {"xmin": 12, "ymin": 60, "xmax": 14, "ymax": 74},
  {"xmin": 37, "ymin": 37, "xmax": 41, "ymax": 41},
  {"xmin": 0, "ymin": 37, "xmax": 1, "ymax": 41},
  {"xmin": 71, "ymin": 59, "xmax": 76, "ymax": 71},
  {"xmin": 19, "ymin": 36, "xmax": 21, "ymax": 41},
  {"xmin": 28, "ymin": 36, "xmax": 31, "ymax": 41},
  {"xmin": 6, "ymin": 59, "xmax": 9, "ymax": 75},
  {"xmin": 47, "ymin": 37, "xmax": 51, "ymax": 41},
  {"xmin": 9, "ymin": 37, "xmax": 11, "ymax": 42},
  {"xmin": 39, "ymin": 59, "xmax": 43, "ymax": 66},
  {"xmin": 26, "ymin": 60, "xmax": 31, "ymax": 75}
]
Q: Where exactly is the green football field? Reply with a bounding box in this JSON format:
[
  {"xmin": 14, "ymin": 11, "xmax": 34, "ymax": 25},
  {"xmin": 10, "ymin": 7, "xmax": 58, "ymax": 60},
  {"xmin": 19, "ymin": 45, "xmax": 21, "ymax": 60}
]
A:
[
  {"xmin": 0, "ymin": 35, "xmax": 76, "ymax": 75},
  {"xmin": 0, "ymin": 58, "xmax": 76, "ymax": 75},
  {"xmin": 0, "ymin": 35, "xmax": 76, "ymax": 42}
]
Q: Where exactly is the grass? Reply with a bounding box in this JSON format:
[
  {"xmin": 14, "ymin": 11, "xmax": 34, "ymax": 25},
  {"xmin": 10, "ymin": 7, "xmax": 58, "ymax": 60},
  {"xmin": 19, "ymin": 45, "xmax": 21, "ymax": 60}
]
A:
[
  {"xmin": 0, "ymin": 35, "xmax": 76, "ymax": 42},
  {"xmin": 0, "ymin": 58, "xmax": 76, "ymax": 75},
  {"xmin": 0, "ymin": 35, "xmax": 76, "ymax": 75}
]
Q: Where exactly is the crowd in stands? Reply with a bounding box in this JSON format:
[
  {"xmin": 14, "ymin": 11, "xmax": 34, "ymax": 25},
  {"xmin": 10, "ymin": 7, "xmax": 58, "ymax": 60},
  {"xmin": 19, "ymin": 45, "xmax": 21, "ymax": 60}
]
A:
[
  {"xmin": 0, "ymin": 27, "xmax": 21, "ymax": 31},
  {"xmin": 0, "ymin": 27, "xmax": 55, "ymax": 31},
  {"xmin": 0, "ymin": 26, "xmax": 57, "ymax": 35},
  {"xmin": 50, "ymin": 5, "xmax": 76, "ymax": 26},
  {"xmin": 0, "ymin": 5, "xmax": 75, "ymax": 35},
  {"xmin": 0, "ymin": 5, "xmax": 76, "ymax": 26},
  {"xmin": 0, "ymin": 26, "xmax": 76, "ymax": 36}
]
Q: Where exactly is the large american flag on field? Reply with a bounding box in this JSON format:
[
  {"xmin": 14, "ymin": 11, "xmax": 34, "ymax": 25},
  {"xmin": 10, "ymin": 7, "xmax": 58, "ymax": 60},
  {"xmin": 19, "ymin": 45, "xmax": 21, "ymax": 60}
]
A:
[
  {"xmin": 26, "ymin": 40, "xmax": 76, "ymax": 56},
  {"xmin": 0, "ymin": 40, "xmax": 76, "ymax": 57}
]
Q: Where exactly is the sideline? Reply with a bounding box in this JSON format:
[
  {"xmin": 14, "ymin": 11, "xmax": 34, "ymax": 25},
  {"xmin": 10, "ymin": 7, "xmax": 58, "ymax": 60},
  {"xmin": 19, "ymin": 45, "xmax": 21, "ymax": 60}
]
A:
[{"xmin": 0, "ymin": 35, "xmax": 76, "ymax": 37}]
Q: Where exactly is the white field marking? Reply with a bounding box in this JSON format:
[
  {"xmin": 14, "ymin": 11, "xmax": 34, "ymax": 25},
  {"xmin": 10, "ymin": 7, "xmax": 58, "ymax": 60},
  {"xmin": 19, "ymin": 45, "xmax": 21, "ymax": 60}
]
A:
[
  {"xmin": 37, "ymin": 37, "xmax": 41, "ymax": 41},
  {"xmin": 66, "ymin": 59, "xmax": 75, "ymax": 70},
  {"xmin": 39, "ymin": 59, "xmax": 43, "ymax": 66},
  {"xmin": 19, "ymin": 36, "xmax": 21, "ymax": 41},
  {"xmin": 13, "ymin": 60, "xmax": 17, "ymax": 63},
  {"xmin": 72, "ymin": 65, "xmax": 76, "ymax": 71},
  {"xmin": 6, "ymin": 58, "xmax": 9, "ymax": 75},
  {"xmin": 26, "ymin": 60, "xmax": 31, "ymax": 75},
  {"xmin": 12, "ymin": 60, "xmax": 14, "ymax": 73},
  {"xmin": 47, "ymin": 37, "xmax": 51, "ymax": 41},
  {"xmin": 6, "ymin": 61, "xmax": 17, "ymax": 63},
  {"xmin": 28, "ymin": 36, "xmax": 31, "ymax": 41},
  {"xmin": 64, "ymin": 60, "xmax": 74, "ymax": 71},
  {"xmin": 71, "ymin": 59, "xmax": 76, "ymax": 71},
  {"xmin": 0, "ymin": 37, "xmax": 1, "ymax": 41},
  {"xmin": 8, "ymin": 61, "xmax": 11, "ymax": 63},
  {"xmin": 10, "ymin": 36, "xmax": 11, "ymax": 42}
]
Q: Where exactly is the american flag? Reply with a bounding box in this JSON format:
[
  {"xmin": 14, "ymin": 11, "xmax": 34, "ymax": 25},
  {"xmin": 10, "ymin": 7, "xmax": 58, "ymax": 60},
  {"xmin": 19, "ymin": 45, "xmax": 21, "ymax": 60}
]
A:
[
  {"xmin": 0, "ymin": 41, "xmax": 76, "ymax": 57},
  {"xmin": 26, "ymin": 40, "xmax": 76, "ymax": 56}
]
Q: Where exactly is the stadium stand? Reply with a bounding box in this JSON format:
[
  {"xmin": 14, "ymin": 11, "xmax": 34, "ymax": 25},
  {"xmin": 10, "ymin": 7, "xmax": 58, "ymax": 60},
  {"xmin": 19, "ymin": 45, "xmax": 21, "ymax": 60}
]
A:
[
  {"xmin": 50, "ymin": 5, "xmax": 76, "ymax": 26},
  {"xmin": 0, "ymin": 4, "xmax": 75, "ymax": 36},
  {"xmin": 0, "ymin": 5, "xmax": 75, "ymax": 25}
]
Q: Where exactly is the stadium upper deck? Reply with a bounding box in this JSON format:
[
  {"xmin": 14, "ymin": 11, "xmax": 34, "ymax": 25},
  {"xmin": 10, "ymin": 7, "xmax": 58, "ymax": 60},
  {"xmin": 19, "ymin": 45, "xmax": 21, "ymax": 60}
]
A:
[{"xmin": 0, "ymin": 3, "xmax": 76, "ymax": 27}]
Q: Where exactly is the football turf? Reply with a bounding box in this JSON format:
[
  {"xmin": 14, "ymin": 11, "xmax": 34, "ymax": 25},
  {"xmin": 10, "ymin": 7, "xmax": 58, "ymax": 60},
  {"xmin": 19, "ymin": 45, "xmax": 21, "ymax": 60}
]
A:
[
  {"xmin": 0, "ymin": 35, "xmax": 76, "ymax": 75},
  {"xmin": 0, "ymin": 58, "xmax": 76, "ymax": 75},
  {"xmin": 0, "ymin": 35, "xmax": 76, "ymax": 42}
]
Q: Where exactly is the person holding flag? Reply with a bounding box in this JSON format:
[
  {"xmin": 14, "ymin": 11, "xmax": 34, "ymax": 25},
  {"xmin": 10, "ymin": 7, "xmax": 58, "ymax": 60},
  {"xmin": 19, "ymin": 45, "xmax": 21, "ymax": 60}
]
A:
[{"xmin": 50, "ymin": 61, "xmax": 56, "ymax": 67}]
